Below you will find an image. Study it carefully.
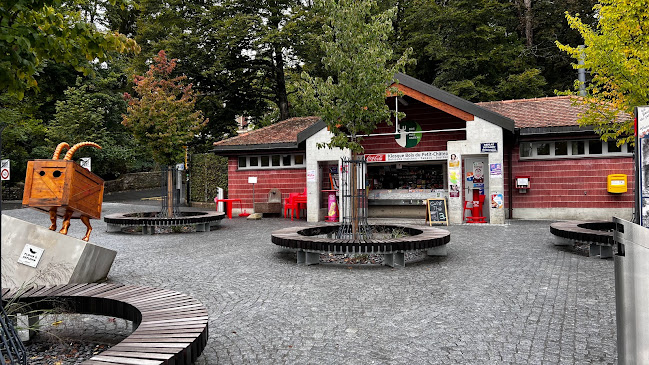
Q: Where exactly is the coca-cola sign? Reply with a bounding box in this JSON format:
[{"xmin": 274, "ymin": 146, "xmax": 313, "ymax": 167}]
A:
[{"xmin": 365, "ymin": 154, "xmax": 386, "ymax": 162}]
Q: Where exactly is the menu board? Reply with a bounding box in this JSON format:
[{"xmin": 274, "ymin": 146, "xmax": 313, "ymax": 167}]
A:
[{"xmin": 426, "ymin": 198, "xmax": 448, "ymax": 226}]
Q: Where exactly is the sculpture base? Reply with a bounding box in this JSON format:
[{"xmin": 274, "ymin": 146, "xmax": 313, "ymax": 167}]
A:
[{"xmin": 1, "ymin": 215, "xmax": 116, "ymax": 288}]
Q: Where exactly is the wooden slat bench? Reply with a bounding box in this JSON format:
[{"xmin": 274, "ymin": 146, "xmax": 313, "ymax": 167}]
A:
[
  {"xmin": 271, "ymin": 224, "xmax": 451, "ymax": 268},
  {"xmin": 549, "ymin": 220, "xmax": 620, "ymax": 258},
  {"xmin": 2, "ymin": 283, "xmax": 209, "ymax": 364}
]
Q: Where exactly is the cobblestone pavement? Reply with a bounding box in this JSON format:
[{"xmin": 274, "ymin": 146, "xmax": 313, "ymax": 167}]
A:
[{"xmin": 5, "ymin": 203, "xmax": 617, "ymax": 364}]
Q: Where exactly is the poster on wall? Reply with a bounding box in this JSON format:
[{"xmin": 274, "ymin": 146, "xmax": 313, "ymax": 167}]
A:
[
  {"xmin": 449, "ymin": 153, "xmax": 460, "ymax": 167},
  {"xmin": 473, "ymin": 162, "xmax": 484, "ymax": 183},
  {"xmin": 489, "ymin": 163, "xmax": 502, "ymax": 177},
  {"xmin": 491, "ymin": 194, "xmax": 504, "ymax": 209},
  {"xmin": 448, "ymin": 154, "xmax": 462, "ymax": 199}
]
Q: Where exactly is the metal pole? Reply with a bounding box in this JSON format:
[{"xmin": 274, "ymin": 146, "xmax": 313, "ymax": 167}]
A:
[{"xmin": 0, "ymin": 123, "xmax": 28, "ymax": 364}]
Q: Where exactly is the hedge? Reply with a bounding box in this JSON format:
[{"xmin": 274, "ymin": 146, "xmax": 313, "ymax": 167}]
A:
[{"xmin": 189, "ymin": 153, "xmax": 228, "ymax": 202}]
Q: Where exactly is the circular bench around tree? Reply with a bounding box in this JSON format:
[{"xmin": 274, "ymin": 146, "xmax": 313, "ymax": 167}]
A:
[
  {"xmin": 2, "ymin": 283, "xmax": 209, "ymax": 364},
  {"xmin": 271, "ymin": 224, "xmax": 451, "ymax": 268},
  {"xmin": 549, "ymin": 220, "xmax": 619, "ymax": 259}
]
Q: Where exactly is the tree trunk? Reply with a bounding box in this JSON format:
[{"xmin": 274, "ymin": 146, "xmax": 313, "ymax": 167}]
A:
[
  {"xmin": 524, "ymin": 0, "xmax": 533, "ymax": 48},
  {"xmin": 273, "ymin": 43, "xmax": 290, "ymax": 121}
]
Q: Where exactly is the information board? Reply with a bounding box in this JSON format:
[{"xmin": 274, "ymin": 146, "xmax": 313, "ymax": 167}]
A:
[{"xmin": 426, "ymin": 198, "xmax": 448, "ymax": 226}]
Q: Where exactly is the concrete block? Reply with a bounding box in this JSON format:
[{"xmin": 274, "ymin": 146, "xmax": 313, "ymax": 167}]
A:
[
  {"xmin": 553, "ymin": 236, "xmax": 573, "ymax": 246},
  {"xmin": 600, "ymin": 245, "xmax": 613, "ymax": 259},
  {"xmin": 2, "ymin": 215, "xmax": 117, "ymax": 288},
  {"xmin": 589, "ymin": 243, "xmax": 600, "ymax": 257},
  {"xmin": 384, "ymin": 252, "xmax": 405, "ymax": 268},
  {"xmin": 427, "ymin": 245, "xmax": 448, "ymax": 256}
]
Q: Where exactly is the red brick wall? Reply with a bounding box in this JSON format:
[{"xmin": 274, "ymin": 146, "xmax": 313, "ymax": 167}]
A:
[
  {"xmin": 227, "ymin": 157, "xmax": 306, "ymax": 210},
  {"xmin": 509, "ymin": 144, "xmax": 634, "ymax": 210}
]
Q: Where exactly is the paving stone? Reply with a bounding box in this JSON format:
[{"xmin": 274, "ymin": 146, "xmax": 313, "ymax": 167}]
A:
[{"xmin": 5, "ymin": 205, "xmax": 618, "ymax": 364}]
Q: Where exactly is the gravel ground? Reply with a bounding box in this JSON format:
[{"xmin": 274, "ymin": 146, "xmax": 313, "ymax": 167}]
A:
[{"xmin": 4, "ymin": 202, "xmax": 618, "ymax": 364}]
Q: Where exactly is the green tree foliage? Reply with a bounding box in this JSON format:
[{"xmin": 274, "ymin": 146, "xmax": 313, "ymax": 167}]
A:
[
  {"xmin": 0, "ymin": 0, "xmax": 140, "ymax": 99},
  {"xmin": 122, "ymin": 50, "xmax": 208, "ymax": 166},
  {"xmin": 50, "ymin": 60, "xmax": 152, "ymax": 179},
  {"xmin": 557, "ymin": 0, "xmax": 646, "ymax": 145},
  {"xmin": 399, "ymin": 0, "xmax": 543, "ymax": 101},
  {"xmin": 299, "ymin": 0, "xmax": 412, "ymax": 153},
  {"xmin": 132, "ymin": 0, "xmax": 313, "ymax": 139}
]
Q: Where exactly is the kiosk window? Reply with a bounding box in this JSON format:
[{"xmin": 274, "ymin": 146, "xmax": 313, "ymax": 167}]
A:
[
  {"xmin": 282, "ymin": 155, "xmax": 292, "ymax": 166},
  {"xmin": 520, "ymin": 139, "xmax": 629, "ymax": 159},
  {"xmin": 572, "ymin": 141, "xmax": 585, "ymax": 155},
  {"xmin": 272, "ymin": 155, "xmax": 281, "ymax": 166},
  {"xmin": 368, "ymin": 164, "xmax": 444, "ymax": 190},
  {"xmin": 607, "ymin": 141, "xmax": 622, "ymax": 153},
  {"xmin": 536, "ymin": 143, "xmax": 550, "ymax": 156},
  {"xmin": 589, "ymin": 140, "xmax": 602, "ymax": 154},
  {"xmin": 555, "ymin": 141, "xmax": 568, "ymax": 155}
]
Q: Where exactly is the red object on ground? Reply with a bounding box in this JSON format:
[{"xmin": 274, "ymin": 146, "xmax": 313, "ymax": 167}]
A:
[
  {"xmin": 284, "ymin": 193, "xmax": 307, "ymax": 220},
  {"xmin": 466, "ymin": 194, "xmax": 486, "ymax": 223},
  {"xmin": 215, "ymin": 198, "xmax": 243, "ymax": 219}
]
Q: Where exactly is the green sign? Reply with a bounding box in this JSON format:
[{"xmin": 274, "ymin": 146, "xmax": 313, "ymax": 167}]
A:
[{"xmin": 395, "ymin": 120, "xmax": 422, "ymax": 148}]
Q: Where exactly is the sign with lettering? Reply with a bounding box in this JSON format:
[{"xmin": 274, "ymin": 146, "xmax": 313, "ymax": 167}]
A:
[
  {"xmin": 17, "ymin": 244, "xmax": 44, "ymax": 268},
  {"xmin": 365, "ymin": 151, "xmax": 448, "ymax": 163},
  {"xmin": 481, "ymin": 142, "xmax": 498, "ymax": 153},
  {"xmin": 395, "ymin": 120, "xmax": 423, "ymax": 148},
  {"xmin": 426, "ymin": 198, "xmax": 448, "ymax": 226},
  {"xmin": 1, "ymin": 159, "xmax": 9, "ymax": 181},
  {"xmin": 80, "ymin": 157, "xmax": 91, "ymax": 171}
]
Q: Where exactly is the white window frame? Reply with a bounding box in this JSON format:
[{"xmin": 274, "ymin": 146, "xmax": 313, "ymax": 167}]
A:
[
  {"xmin": 238, "ymin": 153, "xmax": 306, "ymax": 170},
  {"xmin": 519, "ymin": 139, "xmax": 632, "ymax": 160}
]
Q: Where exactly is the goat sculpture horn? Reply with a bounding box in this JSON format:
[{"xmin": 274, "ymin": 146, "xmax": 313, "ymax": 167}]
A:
[
  {"xmin": 64, "ymin": 142, "xmax": 102, "ymax": 161},
  {"xmin": 52, "ymin": 142, "xmax": 70, "ymax": 160}
]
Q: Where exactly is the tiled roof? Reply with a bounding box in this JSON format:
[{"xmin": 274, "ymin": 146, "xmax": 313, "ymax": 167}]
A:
[
  {"xmin": 477, "ymin": 96, "xmax": 588, "ymax": 129},
  {"xmin": 213, "ymin": 116, "xmax": 322, "ymax": 148}
]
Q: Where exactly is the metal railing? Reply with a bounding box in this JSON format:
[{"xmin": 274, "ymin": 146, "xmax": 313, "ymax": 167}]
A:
[{"xmin": 337, "ymin": 157, "xmax": 371, "ymax": 240}]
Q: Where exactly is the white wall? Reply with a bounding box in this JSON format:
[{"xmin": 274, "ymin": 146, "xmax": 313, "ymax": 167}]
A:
[
  {"xmin": 447, "ymin": 117, "xmax": 506, "ymax": 224},
  {"xmin": 305, "ymin": 128, "xmax": 351, "ymax": 222}
]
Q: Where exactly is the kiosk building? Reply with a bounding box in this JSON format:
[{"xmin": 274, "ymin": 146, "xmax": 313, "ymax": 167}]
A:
[{"xmin": 212, "ymin": 73, "xmax": 634, "ymax": 223}]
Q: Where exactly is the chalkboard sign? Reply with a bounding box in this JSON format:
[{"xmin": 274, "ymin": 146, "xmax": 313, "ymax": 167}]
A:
[{"xmin": 426, "ymin": 198, "xmax": 448, "ymax": 226}]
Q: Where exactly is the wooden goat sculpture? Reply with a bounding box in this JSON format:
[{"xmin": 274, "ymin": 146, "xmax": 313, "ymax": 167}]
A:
[{"xmin": 22, "ymin": 142, "xmax": 104, "ymax": 241}]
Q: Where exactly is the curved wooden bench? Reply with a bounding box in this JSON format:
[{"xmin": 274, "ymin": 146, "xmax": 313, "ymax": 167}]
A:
[
  {"xmin": 105, "ymin": 211, "xmax": 225, "ymax": 235},
  {"xmin": 2, "ymin": 283, "xmax": 208, "ymax": 364},
  {"xmin": 271, "ymin": 224, "xmax": 451, "ymax": 268},
  {"xmin": 549, "ymin": 220, "xmax": 619, "ymax": 258}
]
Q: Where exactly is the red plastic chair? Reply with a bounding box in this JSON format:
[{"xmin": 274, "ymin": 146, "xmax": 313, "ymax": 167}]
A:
[{"xmin": 284, "ymin": 193, "xmax": 299, "ymax": 220}]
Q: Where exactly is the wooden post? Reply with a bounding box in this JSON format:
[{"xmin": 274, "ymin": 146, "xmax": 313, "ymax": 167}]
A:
[{"xmin": 167, "ymin": 167, "xmax": 174, "ymax": 217}]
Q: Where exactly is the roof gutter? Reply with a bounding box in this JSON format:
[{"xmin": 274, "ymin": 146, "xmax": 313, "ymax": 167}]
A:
[
  {"xmin": 211, "ymin": 142, "xmax": 299, "ymax": 154},
  {"xmin": 519, "ymin": 125, "xmax": 595, "ymax": 136}
]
